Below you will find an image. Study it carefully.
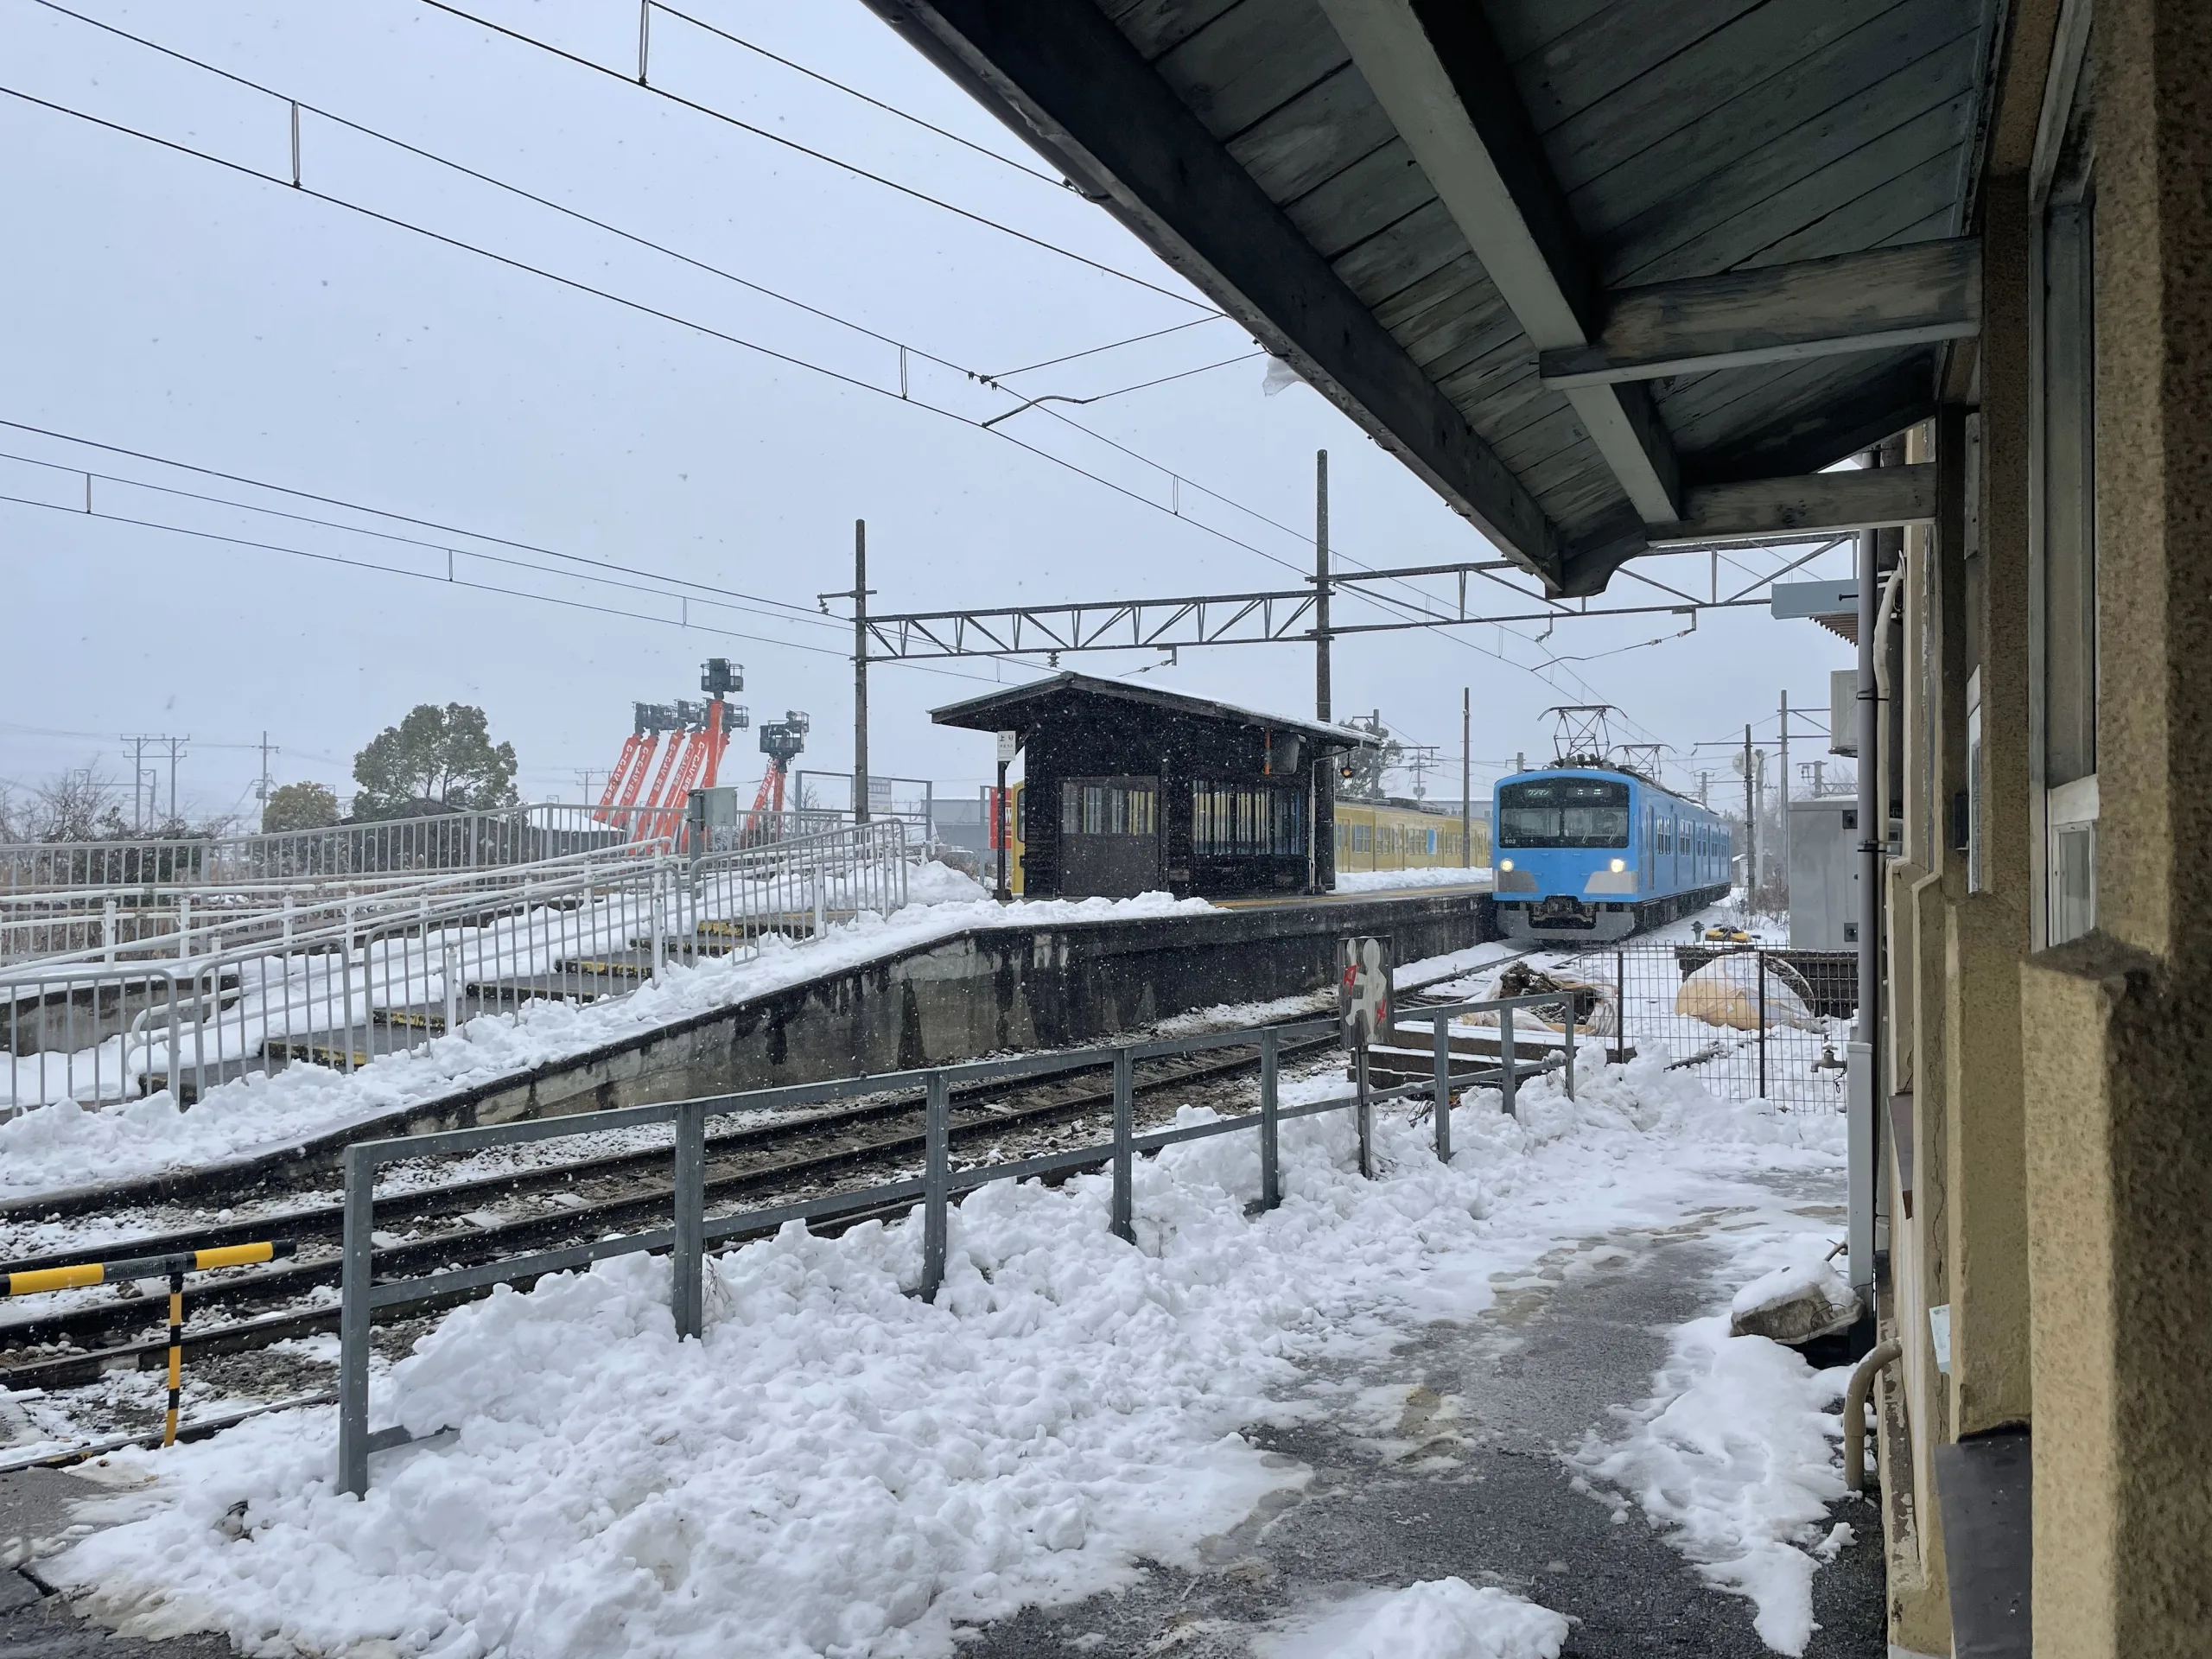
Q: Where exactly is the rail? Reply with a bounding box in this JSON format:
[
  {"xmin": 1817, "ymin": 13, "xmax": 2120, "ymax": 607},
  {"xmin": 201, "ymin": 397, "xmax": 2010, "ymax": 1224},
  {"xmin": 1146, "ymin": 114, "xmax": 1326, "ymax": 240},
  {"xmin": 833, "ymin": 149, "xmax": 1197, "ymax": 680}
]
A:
[
  {"xmin": 2, "ymin": 820, "xmax": 909, "ymax": 1116},
  {"xmin": 334, "ymin": 989, "xmax": 1569, "ymax": 1494}
]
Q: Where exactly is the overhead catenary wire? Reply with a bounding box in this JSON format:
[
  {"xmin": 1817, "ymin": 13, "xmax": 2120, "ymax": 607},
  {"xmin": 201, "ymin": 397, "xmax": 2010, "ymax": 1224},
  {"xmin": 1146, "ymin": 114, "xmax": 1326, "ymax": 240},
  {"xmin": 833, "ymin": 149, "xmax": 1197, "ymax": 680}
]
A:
[
  {"xmin": 11, "ymin": 10, "xmax": 1792, "ymax": 728},
  {"xmin": 8, "ymin": 3, "xmax": 1670, "ymax": 688},
  {"xmin": 0, "ymin": 490, "xmax": 1007, "ymax": 685},
  {"xmin": 0, "ymin": 447, "xmax": 859, "ymax": 638},
  {"xmin": 403, "ymin": 0, "xmax": 1216, "ymax": 314},
  {"xmin": 645, "ymin": 2, "xmax": 1065, "ymax": 188}
]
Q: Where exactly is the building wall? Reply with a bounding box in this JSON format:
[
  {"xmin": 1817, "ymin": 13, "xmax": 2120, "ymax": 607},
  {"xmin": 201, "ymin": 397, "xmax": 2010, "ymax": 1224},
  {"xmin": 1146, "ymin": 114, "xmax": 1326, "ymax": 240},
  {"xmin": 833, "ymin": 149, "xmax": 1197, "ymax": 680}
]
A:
[{"xmin": 1875, "ymin": 2, "xmax": 2212, "ymax": 1652}]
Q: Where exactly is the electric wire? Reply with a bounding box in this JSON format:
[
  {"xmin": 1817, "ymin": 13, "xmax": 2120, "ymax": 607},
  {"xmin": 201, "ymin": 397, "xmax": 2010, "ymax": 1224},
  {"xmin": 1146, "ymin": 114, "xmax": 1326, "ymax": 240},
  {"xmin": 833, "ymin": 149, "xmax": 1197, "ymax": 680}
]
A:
[
  {"xmin": 12, "ymin": 12, "xmax": 1769, "ymax": 720},
  {"xmin": 0, "ymin": 491, "xmax": 1007, "ymax": 684},
  {"xmin": 404, "ymin": 0, "xmax": 1216, "ymax": 313},
  {"xmin": 646, "ymin": 2, "xmax": 1063, "ymax": 188},
  {"xmin": 0, "ymin": 448, "xmax": 858, "ymax": 638},
  {"xmin": 7, "ymin": 6, "xmax": 1572, "ymax": 657},
  {"xmin": 984, "ymin": 316, "xmax": 1229, "ymax": 382}
]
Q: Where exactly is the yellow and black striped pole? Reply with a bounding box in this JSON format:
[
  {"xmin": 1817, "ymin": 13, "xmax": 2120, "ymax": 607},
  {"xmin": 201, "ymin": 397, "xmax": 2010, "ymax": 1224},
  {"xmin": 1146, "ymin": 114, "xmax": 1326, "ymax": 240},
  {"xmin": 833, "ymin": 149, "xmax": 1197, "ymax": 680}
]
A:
[
  {"xmin": 3, "ymin": 1242, "xmax": 295, "ymax": 1449},
  {"xmin": 165, "ymin": 1268, "xmax": 184, "ymax": 1446}
]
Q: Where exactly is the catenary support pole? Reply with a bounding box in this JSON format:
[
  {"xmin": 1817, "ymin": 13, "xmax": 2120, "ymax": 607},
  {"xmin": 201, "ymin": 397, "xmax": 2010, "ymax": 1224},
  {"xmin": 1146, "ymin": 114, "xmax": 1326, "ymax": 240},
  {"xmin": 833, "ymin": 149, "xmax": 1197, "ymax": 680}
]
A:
[
  {"xmin": 1312, "ymin": 449, "xmax": 1333, "ymax": 894},
  {"xmin": 1779, "ymin": 690, "xmax": 1791, "ymax": 897},
  {"xmin": 853, "ymin": 519, "xmax": 869, "ymax": 825},
  {"xmin": 1744, "ymin": 724, "xmax": 1757, "ymax": 897},
  {"xmin": 1461, "ymin": 687, "xmax": 1471, "ymax": 867}
]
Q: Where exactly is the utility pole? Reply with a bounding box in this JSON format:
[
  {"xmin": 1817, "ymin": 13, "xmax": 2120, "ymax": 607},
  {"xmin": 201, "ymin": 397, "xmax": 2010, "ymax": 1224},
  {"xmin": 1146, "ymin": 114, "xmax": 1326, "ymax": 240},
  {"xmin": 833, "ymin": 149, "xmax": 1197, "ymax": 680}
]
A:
[
  {"xmin": 1698, "ymin": 770, "xmax": 1710, "ymax": 809},
  {"xmin": 256, "ymin": 732, "xmax": 279, "ymax": 823},
  {"xmin": 1310, "ymin": 450, "xmax": 1332, "ymax": 894},
  {"xmin": 121, "ymin": 734, "xmax": 156, "ymax": 832},
  {"xmin": 1743, "ymin": 724, "xmax": 1756, "ymax": 895},
  {"xmin": 1459, "ymin": 686, "xmax": 1471, "ymax": 868},
  {"xmin": 1777, "ymin": 691, "xmax": 1790, "ymax": 899},
  {"xmin": 853, "ymin": 519, "xmax": 870, "ymax": 824},
  {"xmin": 160, "ymin": 736, "xmax": 189, "ymax": 830}
]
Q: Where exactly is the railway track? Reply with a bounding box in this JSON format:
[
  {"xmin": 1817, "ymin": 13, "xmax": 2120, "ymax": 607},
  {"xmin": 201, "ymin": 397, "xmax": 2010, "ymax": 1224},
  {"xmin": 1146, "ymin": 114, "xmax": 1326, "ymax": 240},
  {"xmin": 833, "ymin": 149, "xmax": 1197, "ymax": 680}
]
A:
[
  {"xmin": 0, "ymin": 1021, "xmax": 1387, "ymax": 1391},
  {"xmin": 0, "ymin": 973, "xmax": 1505, "ymax": 1454}
]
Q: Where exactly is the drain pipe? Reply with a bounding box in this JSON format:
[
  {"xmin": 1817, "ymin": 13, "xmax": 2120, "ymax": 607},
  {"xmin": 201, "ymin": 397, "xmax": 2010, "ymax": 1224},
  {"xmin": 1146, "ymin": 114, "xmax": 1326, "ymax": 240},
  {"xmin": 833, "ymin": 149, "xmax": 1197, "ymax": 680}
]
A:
[
  {"xmin": 1844, "ymin": 1338, "xmax": 1904, "ymax": 1491},
  {"xmin": 1848, "ymin": 507, "xmax": 1882, "ymax": 1308}
]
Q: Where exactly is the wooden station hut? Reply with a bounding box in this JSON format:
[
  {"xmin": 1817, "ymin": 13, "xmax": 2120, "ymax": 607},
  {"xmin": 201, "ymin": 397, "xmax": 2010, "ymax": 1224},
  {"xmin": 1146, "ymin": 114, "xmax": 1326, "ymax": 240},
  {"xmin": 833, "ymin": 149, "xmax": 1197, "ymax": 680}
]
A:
[{"xmin": 931, "ymin": 673, "xmax": 1376, "ymax": 899}]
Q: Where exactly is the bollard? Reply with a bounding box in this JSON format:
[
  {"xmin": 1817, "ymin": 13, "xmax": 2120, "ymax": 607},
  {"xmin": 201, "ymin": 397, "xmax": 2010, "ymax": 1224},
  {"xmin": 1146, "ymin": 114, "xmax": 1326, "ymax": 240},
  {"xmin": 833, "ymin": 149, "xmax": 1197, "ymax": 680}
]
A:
[
  {"xmin": 1432, "ymin": 1017, "xmax": 1453, "ymax": 1163},
  {"xmin": 442, "ymin": 942, "xmax": 460, "ymax": 1034},
  {"xmin": 338, "ymin": 1143, "xmax": 374, "ymax": 1496},
  {"xmin": 1563, "ymin": 996, "xmax": 1578, "ymax": 1100},
  {"xmin": 1500, "ymin": 1004, "xmax": 1518, "ymax": 1118},
  {"xmin": 922, "ymin": 1072, "xmax": 949, "ymax": 1300},
  {"xmin": 1110, "ymin": 1047, "xmax": 1135, "ymax": 1242},
  {"xmin": 671, "ymin": 1099, "xmax": 705, "ymax": 1338},
  {"xmin": 1757, "ymin": 950, "xmax": 1770, "ymax": 1101},
  {"xmin": 1259, "ymin": 1027, "xmax": 1281, "ymax": 1210}
]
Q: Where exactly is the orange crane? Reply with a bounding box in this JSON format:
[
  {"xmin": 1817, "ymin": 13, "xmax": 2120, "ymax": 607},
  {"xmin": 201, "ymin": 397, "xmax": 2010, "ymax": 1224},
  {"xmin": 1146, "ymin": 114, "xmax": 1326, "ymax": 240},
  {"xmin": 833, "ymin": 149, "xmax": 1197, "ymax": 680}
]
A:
[
  {"xmin": 594, "ymin": 661, "xmax": 748, "ymax": 843},
  {"xmin": 744, "ymin": 711, "xmax": 810, "ymax": 842}
]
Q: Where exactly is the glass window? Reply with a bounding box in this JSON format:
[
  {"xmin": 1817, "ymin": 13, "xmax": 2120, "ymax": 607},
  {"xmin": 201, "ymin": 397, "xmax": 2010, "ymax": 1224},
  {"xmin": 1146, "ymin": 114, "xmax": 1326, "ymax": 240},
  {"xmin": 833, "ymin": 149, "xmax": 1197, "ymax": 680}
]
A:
[
  {"xmin": 1497, "ymin": 779, "xmax": 1631, "ymax": 848},
  {"xmin": 1062, "ymin": 779, "xmax": 1157, "ymax": 839}
]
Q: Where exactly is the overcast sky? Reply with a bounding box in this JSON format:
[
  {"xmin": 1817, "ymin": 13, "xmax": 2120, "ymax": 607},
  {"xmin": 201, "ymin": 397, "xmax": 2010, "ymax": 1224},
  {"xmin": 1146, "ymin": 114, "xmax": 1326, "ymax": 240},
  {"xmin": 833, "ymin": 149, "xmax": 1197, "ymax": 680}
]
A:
[{"xmin": 0, "ymin": 0, "xmax": 1857, "ymax": 828}]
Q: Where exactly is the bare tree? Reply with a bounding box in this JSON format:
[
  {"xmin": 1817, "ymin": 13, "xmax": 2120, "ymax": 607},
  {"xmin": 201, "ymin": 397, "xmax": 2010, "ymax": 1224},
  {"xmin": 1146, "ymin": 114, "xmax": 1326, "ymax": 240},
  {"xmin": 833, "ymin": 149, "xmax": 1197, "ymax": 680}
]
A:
[{"xmin": 31, "ymin": 765, "xmax": 126, "ymax": 842}]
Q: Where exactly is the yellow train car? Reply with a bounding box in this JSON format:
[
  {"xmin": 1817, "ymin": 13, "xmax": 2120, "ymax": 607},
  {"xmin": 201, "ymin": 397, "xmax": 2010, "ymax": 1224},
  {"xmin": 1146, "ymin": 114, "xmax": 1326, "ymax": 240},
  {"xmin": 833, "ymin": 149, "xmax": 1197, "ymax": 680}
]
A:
[{"xmin": 1331, "ymin": 799, "xmax": 1489, "ymax": 874}]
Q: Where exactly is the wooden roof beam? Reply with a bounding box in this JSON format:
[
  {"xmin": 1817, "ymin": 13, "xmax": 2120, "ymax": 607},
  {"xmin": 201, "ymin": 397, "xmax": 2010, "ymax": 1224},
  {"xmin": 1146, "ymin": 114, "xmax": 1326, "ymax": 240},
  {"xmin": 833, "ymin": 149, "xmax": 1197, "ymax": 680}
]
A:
[
  {"xmin": 858, "ymin": 0, "xmax": 1565, "ymax": 588},
  {"xmin": 1319, "ymin": 0, "xmax": 1684, "ymax": 533},
  {"xmin": 1644, "ymin": 463, "xmax": 1936, "ymax": 548},
  {"xmin": 1540, "ymin": 240, "xmax": 1983, "ymax": 389}
]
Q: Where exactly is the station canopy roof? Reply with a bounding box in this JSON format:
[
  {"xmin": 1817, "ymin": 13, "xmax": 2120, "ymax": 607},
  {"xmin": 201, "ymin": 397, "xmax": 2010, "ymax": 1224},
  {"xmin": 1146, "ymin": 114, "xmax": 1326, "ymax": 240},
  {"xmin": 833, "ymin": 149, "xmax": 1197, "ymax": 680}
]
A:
[
  {"xmin": 930, "ymin": 671, "xmax": 1380, "ymax": 749},
  {"xmin": 861, "ymin": 0, "xmax": 1994, "ymax": 595}
]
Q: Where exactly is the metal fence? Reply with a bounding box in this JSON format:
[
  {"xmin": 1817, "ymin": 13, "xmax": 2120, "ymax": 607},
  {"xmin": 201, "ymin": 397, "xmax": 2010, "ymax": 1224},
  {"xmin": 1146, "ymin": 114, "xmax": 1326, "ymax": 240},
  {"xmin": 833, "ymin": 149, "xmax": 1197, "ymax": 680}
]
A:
[
  {"xmin": 0, "ymin": 804, "xmax": 848, "ymax": 895},
  {"xmin": 1, "ymin": 821, "xmax": 909, "ymax": 1116},
  {"xmin": 334, "ymin": 990, "xmax": 1570, "ymax": 1494},
  {"xmin": 1521, "ymin": 942, "xmax": 1858, "ymax": 1110}
]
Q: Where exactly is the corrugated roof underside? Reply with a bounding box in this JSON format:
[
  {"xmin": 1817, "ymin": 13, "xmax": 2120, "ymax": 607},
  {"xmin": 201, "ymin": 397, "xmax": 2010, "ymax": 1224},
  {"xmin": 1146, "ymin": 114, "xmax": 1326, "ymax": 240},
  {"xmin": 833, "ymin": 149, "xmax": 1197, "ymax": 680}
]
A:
[
  {"xmin": 1100, "ymin": 0, "xmax": 1982, "ymax": 497},
  {"xmin": 1103, "ymin": 0, "xmax": 1627, "ymax": 544}
]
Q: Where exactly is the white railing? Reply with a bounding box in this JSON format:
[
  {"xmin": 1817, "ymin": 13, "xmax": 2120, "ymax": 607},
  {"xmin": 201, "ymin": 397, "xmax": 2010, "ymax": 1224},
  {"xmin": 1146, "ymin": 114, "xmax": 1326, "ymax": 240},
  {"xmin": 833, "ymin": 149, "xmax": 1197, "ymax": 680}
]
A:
[
  {"xmin": 1, "ymin": 821, "xmax": 909, "ymax": 1116},
  {"xmin": 0, "ymin": 842, "xmax": 676, "ymax": 968},
  {"xmin": 0, "ymin": 804, "xmax": 847, "ymax": 895}
]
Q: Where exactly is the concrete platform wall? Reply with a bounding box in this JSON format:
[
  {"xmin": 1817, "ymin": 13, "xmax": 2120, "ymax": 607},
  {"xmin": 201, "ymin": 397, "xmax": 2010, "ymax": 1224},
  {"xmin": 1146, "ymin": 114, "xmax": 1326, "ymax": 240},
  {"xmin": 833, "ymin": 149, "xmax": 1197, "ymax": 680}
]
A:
[{"xmin": 10, "ymin": 891, "xmax": 1492, "ymax": 1217}]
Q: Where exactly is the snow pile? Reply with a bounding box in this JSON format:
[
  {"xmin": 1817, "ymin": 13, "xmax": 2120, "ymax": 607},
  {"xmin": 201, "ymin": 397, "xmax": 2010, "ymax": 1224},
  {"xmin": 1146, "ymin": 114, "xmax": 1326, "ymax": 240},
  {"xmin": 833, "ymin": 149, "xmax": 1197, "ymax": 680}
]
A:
[
  {"xmin": 904, "ymin": 860, "xmax": 990, "ymax": 905},
  {"xmin": 1332, "ymin": 867, "xmax": 1492, "ymax": 893},
  {"xmin": 0, "ymin": 890, "xmax": 1212, "ymax": 1207},
  {"xmin": 1268, "ymin": 1578, "xmax": 1567, "ymax": 1659},
  {"xmin": 49, "ymin": 1056, "xmax": 1808, "ymax": 1658},
  {"xmin": 1573, "ymin": 1318, "xmax": 1848, "ymax": 1655}
]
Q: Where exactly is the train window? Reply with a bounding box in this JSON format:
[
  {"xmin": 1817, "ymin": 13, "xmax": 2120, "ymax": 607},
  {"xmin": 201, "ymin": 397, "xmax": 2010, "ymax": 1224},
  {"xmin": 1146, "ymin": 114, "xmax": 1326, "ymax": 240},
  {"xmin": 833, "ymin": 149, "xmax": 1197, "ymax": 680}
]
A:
[{"xmin": 1497, "ymin": 779, "xmax": 1630, "ymax": 848}]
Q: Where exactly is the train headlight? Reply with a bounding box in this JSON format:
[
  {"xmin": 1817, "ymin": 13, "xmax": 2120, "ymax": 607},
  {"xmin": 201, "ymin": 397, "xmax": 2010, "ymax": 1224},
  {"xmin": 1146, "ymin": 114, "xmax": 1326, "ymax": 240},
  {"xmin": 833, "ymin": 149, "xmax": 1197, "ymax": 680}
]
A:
[
  {"xmin": 1499, "ymin": 859, "xmax": 1513, "ymax": 872},
  {"xmin": 1610, "ymin": 858, "xmax": 1626, "ymax": 874}
]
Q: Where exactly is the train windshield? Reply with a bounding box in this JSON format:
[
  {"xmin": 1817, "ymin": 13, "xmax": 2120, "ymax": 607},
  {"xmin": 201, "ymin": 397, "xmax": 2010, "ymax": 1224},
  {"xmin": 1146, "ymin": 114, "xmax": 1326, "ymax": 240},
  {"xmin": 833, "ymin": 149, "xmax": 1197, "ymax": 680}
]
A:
[{"xmin": 1497, "ymin": 778, "xmax": 1631, "ymax": 848}]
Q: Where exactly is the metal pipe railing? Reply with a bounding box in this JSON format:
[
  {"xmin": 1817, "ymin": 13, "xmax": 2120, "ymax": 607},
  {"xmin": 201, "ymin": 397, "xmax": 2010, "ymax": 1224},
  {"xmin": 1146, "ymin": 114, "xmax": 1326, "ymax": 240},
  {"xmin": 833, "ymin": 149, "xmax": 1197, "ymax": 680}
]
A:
[
  {"xmin": 4, "ymin": 821, "xmax": 910, "ymax": 1116},
  {"xmin": 332, "ymin": 985, "xmax": 1566, "ymax": 1495}
]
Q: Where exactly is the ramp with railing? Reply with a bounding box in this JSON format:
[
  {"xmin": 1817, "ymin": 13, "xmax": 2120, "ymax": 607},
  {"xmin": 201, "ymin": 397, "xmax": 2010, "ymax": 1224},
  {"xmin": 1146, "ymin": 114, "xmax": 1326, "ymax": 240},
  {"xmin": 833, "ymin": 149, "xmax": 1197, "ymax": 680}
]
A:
[{"xmin": 2, "ymin": 820, "xmax": 910, "ymax": 1116}]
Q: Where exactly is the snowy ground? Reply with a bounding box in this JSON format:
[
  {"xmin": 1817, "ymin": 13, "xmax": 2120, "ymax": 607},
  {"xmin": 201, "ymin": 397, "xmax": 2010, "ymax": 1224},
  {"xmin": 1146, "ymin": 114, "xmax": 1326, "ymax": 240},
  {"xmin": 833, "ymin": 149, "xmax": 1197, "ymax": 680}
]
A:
[{"xmin": 34, "ymin": 1055, "xmax": 1859, "ymax": 1659}]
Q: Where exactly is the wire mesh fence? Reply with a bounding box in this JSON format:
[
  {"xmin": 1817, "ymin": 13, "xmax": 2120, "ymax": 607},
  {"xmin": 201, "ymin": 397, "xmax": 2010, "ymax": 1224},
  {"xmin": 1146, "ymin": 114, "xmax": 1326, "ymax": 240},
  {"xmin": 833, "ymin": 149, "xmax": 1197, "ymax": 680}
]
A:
[
  {"xmin": 1461, "ymin": 942, "xmax": 1858, "ymax": 1111},
  {"xmin": 1, "ymin": 821, "xmax": 910, "ymax": 1116}
]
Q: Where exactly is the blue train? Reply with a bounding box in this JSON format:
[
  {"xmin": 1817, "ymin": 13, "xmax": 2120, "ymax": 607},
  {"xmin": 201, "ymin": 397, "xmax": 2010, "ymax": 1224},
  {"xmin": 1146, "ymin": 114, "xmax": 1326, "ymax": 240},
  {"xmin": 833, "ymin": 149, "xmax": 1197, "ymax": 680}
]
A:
[{"xmin": 1491, "ymin": 766, "xmax": 1733, "ymax": 942}]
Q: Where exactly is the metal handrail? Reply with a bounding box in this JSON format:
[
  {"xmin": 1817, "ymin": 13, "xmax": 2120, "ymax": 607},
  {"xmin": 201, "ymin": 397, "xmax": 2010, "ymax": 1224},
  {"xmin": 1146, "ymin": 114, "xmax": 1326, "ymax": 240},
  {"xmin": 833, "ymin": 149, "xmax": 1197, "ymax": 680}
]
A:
[{"xmin": 334, "ymin": 989, "xmax": 1570, "ymax": 1495}]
